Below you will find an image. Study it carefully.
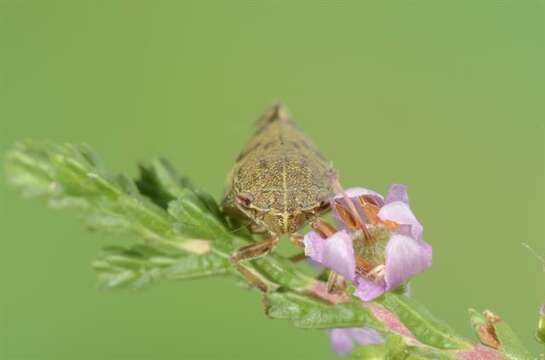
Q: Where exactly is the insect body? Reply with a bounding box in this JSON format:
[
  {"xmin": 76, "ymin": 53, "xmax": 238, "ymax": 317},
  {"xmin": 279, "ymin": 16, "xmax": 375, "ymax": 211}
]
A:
[{"xmin": 223, "ymin": 104, "xmax": 334, "ymax": 291}]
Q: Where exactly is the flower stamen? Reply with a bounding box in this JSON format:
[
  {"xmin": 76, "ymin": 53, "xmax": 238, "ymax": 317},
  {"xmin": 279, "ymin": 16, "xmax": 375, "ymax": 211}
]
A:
[
  {"xmin": 357, "ymin": 196, "xmax": 381, "ymax": 225},
  {"xmin": 355, "ymin": 256, "xmax": 374, "ymax": 275},
  {"xmin": 366, "ymin": 265, "xmax": 385, "ymax": 282},
  {"xmin": 326, "ymin": 171, "xmax": 372, "ymax": 242},
  {"xmin": 357, "ymin": 196, "xmax": 400, "ymax": 231},
  {"xmin": 333, "ymin": 202, "xmax": 360, "ymax": 230}
]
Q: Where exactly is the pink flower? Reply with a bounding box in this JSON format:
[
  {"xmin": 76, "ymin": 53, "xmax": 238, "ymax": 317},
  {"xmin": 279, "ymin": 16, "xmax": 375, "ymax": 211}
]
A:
[{"xmin": 304, "ymin": 184, "xmax": 432, "ymax": 302}]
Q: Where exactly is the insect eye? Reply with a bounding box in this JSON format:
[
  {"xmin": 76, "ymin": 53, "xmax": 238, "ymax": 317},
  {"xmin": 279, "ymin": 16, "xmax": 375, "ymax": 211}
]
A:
[{"xmin": 235, "ymin": 193, "xmax": 253, "ymax": 208}]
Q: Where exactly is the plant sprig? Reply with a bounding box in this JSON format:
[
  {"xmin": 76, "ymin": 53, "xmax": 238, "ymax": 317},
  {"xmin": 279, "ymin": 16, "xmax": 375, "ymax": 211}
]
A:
[{"xmin": 5, "ymin": 141, "xmax": 537, "ymax": 359}]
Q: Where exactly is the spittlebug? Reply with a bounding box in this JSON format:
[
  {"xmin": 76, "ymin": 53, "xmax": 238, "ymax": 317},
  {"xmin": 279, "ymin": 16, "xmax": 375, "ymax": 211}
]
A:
[{"xmin": 222, "ymin": 104, "xmax": 334, "ymax": 291}]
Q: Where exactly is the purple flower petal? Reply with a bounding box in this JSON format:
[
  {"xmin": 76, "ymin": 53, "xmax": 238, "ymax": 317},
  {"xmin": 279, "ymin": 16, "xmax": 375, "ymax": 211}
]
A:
[
  {"xmin": 304, "ymin": 183, "xmax": 433, "ymax": 304},
  {"xmin": 329, "ymin": 328, "xmax": 384, "ymax": 355},
  {"xmin": 385, "ymin": 184, "xmax": 409, "ymax": 204},
  {"xmin": 333, "ymin": 187, "xmax": 385, "ymax": 207},
  {"xmin": 350, "ymin": 327, "xmax": 384, "ymax": 346},
  {"xmin": 378, "ymin": 201, "xmax": 423, "ymax": 241},
  {"xmin": 354, "ymin": 277, "xmax": 386, "ymax": 302},
  {"xmin": 384, "ymin": 234, "xmax": 432, "ymax": 291},
  {"xmin": 304, "ymin": 231, "xmax": 325, "ymax": 262},
  {"xmin": 328, "ymin": 329, "xmax": 354, "ymax": 355},
  {"xmin": 304, "ymin": 230, "xmax": 356, "ymax": 281}
]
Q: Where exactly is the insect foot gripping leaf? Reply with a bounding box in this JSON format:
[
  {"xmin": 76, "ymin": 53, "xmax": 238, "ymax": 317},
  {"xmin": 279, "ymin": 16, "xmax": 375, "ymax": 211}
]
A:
[
  {"xmin": 469, "ymin": 309, "xmax": 533, "ymax": 360},
  {"xmin": 304, "ymin": 184, "xmax": 432, "ymax": 302}
]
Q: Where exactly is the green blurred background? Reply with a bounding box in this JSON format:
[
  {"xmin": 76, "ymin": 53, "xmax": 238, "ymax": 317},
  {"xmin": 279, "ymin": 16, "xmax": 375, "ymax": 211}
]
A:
[{"xmin": 1, "ymin": 1, "xmax": 543, "ymax": 359}]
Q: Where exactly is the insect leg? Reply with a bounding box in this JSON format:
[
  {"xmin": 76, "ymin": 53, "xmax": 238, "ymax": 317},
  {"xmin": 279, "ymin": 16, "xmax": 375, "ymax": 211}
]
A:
[
  {"xmin": 311, "ymin": 218, "xmax": 337, "ymax": 238},
  {"xmin": 289, "ymin": 253, "xmax": 307, "ymax": 262},
  {"xmin": 230, "ymin": 237, "xmax": 279, "ymax": 292},
  {"xmin": 327, "ymin": 271, "xmax": 348, "ymax": 295},
  {"xmin": 288, "ymin": 233, "xmax": 306, "ymax": 263},
  {"xmin": 289, "ymin": 233, "xmax": 304, "ymax": 248}
]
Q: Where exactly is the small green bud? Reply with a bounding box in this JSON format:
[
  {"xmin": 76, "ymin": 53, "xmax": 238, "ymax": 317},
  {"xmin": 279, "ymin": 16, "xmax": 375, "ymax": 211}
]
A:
[{"xmin": 537, "ymin": 304, "xmax": 545, "ymax": 344}]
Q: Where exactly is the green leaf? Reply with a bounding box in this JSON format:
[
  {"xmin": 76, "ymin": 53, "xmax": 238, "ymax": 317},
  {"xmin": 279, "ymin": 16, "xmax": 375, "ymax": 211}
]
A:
[
  {"xmin": 404, "ymin": 347, "xmax": 458, "ymax": 360},
  {"xmin": 93, "ymin": 245, "xmax": 231, "ymax": 290},
  {"xmin": 5, "ymin": 141, "xmax": 236, "ymax": 258},
  {"xmin": 351, "ymin": 335, "xmax": 459, "ymax": 360},
  {"xmin": 136, "ymin": 159, "xmax": 225, "ymax": 224},
  {"xmin": 135, "ymin": 159, "xmax": 195, "ymax": 209},
  {"xmin": 168, "ymin": 193, "xmax": 233, "ymax": 243},
  {"xmin": 5, "ymin": 141, "xmax": 63, "ymax": 197},
  {"xmin": 379, "ymin": 293, "xmax": 470, "ymax": 350},
  {"xmin": 4, "ymin": 141, "xmax": 314, "ymax": 292},
  {"xmin": 264, "ymin": 291, "xmax": 384, "ymax": 329},
  {"xmin": 350, "ymin": 344, "xmax": 388, "ymax": 360},
  {"xmin": 351, "ymin": 335, "xmax": 412, "ymax": 360}
]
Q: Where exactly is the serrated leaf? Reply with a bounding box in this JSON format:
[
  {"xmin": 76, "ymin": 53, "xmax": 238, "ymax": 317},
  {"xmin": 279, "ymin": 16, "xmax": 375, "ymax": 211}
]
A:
[
  {"xmin": 5, "ymin": 141, "xmax": 224, "ymax": 253},
  {"xmin": 5, "ymin": 141, "xmax": 313, "ymax": 291},
  {"xmin": 93, "ymin": 245, "xmax": 231, "ymax": 290},
  {"xmin": 264, "ymin": 291, "xmax": 384, "ymax": 329},
  {"xmin": 168, "ymin": 193, "xmax": 233, "ymax": 243},
  {"xmin": 135, "ymin": 158, "xmax": 192, "ymax": 209},
  {"xmin": 193, "ymin": 189, "xmax": 225, "ymax": 224},
  {"xmin": 135, "ymin": 159, "xmax": 225, "ymax": 223},
  {"xmin": 135, "ymin": 159, "xmax": 232, "ymax": 243},
  {"xmin": 5, "ymin": 142, "xmax": 58, "ymax": 197},
  {"xmin": 252, "ymin": 255, "xmax": 310, "ymax": 290},
  {"xmin": 379, "ymin": 293, "xmax": 470, "ymax": 350}
]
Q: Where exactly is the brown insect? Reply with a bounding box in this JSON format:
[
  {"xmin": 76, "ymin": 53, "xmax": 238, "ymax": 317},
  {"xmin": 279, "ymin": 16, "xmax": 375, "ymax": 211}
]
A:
[{"xmin": 222, "ymin": 104, "xmax": 334, "ymax": 291}]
